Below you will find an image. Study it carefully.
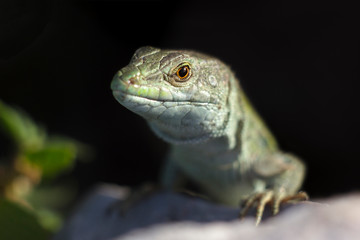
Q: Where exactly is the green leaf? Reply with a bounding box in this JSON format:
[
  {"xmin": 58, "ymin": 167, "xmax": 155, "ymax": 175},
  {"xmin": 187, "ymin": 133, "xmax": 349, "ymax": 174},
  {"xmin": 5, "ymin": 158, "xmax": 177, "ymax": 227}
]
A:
[
  {"xmin": 35, "ymin": 208, "xmax": 63, "ymax": 232},
  {"xmin": 0, "ymin": 100, "xmax": 45, "ymax": 151},
  {"xmin": 25, "ymin": 140, "xmax": 77, "ymax": 179},
  {"xmin": 0, "ymin": 198, "xmax": 50, "ymax": 240},
  {"xmin": 26, "ymin": 183, "xmax": 77, "ymax": 210}
]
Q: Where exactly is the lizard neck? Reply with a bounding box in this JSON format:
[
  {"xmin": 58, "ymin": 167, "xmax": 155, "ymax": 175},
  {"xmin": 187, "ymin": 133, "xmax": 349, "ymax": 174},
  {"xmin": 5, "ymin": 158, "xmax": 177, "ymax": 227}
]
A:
[
  {"xmin": 171, "ymin": 76, "xmax": 244, "ymax": 166},
  {"xmin": 171, "ymin": 75, "xmax": 278, "ymax": 167}
]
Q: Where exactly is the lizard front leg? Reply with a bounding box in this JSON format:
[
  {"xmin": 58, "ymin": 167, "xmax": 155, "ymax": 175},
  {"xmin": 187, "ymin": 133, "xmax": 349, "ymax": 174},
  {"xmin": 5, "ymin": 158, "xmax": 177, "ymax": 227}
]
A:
[{"xmin": 240, "ymin": 153, "xmax": 308, "ymax": 225}]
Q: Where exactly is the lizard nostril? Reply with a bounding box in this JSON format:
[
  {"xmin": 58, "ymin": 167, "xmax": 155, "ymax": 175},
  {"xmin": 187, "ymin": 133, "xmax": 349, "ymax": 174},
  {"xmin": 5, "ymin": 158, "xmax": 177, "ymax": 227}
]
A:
[{"xmin": 127, "ymin": 77, "xmax": 138, "ymax": 85}]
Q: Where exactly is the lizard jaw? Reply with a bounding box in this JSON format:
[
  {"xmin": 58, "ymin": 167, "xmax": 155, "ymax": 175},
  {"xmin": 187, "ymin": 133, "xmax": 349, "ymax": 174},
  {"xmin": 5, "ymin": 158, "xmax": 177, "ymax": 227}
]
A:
[{"xmin": 112, "ymin": 89, "xmax": 225, "ymax": 144}]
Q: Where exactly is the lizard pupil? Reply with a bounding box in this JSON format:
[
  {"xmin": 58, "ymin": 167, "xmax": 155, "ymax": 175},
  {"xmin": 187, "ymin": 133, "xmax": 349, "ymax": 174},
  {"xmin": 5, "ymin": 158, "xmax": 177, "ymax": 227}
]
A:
[{"xmin": 177, "ymin": 65, "xmax": 189, "ymax": 79}]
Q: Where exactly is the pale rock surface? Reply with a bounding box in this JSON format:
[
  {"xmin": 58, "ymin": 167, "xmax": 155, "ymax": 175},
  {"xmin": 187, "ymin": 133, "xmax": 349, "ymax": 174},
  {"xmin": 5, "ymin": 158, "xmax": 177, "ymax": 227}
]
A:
[{"xmin": 53, "ymin": 184, "xmax": 360, "ymax": 240}]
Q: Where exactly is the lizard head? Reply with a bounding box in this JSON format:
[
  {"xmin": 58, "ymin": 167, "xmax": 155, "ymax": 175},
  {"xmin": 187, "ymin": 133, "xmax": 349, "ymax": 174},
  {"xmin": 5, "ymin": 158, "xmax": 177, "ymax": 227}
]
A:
[{"xmin": 111, "ymin": 46, "xmax": 236, "ymax": 144}]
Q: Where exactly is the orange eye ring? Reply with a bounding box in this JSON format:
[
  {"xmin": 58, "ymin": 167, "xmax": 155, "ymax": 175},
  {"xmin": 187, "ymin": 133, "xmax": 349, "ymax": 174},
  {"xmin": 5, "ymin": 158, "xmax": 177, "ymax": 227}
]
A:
[{"xmin": 176, "ymin": 65, "xmax": 190, "ymax": 80}]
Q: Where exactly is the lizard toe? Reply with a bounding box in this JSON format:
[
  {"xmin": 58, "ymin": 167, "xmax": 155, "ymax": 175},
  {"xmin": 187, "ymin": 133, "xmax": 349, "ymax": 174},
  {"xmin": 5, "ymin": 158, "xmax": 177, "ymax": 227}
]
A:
[
  {"xmin": 239, "ymin": 190, "xmax": 274, "ymax": 226},
  {"xmin": 239, "ymin": 190, "xmax": 309, "ymax": 225}
]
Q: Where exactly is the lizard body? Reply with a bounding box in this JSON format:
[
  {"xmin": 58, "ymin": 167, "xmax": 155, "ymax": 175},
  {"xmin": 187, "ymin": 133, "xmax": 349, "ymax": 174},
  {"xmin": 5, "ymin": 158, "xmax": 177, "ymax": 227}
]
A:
[{"xmin": 111, "ymin": 46, "xmax": 306, "ymax": 224}]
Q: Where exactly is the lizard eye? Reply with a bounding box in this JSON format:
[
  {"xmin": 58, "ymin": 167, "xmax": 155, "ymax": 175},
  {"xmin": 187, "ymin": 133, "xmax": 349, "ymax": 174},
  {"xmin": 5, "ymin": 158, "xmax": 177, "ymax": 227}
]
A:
[{"xmin": 175, "ymin": 64, "xmax": 191, "ymax": 81}]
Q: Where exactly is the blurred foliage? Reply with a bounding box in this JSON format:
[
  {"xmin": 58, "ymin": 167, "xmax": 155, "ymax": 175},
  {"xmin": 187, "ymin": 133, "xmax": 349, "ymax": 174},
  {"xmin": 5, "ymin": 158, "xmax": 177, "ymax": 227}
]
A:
[
  {"xmin": 0, "ymin": 100, "xmax": 89, "ymax": 240},
  {"xmin": 0, "ymin": 199, "xmax": 50, "ymax": 240}
]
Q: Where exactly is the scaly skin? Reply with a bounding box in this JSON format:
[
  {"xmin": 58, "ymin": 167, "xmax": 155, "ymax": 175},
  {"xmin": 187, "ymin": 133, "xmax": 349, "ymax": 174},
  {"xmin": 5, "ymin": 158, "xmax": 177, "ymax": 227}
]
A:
[{"xmin": 111, "ymin": 46, "xmax": 307, "ymax": 225}]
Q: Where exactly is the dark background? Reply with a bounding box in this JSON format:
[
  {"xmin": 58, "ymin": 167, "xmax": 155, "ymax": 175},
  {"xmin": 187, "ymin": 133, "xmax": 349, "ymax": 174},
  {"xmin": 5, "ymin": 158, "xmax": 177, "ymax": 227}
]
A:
[{"xmin": 0, "ymin": 0, "xmax": 358, "ymax": 199}]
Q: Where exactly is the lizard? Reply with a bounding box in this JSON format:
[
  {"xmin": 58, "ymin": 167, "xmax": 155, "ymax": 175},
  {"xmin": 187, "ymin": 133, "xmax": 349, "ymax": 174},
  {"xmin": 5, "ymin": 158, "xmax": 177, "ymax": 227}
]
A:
[{"xmin": 110, "ymin": 46, "xmax": 308, "ymax": 225}]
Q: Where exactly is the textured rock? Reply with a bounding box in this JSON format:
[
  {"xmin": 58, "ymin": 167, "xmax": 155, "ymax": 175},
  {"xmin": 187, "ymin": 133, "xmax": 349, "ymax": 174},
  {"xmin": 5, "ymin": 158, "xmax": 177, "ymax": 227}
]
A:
[{"xmin": 53, "ymin": 184, "xmax": 360, "ymax": 240}]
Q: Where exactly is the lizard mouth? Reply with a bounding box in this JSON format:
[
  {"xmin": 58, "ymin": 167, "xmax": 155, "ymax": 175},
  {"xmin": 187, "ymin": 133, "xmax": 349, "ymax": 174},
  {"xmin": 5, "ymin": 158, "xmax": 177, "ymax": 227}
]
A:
[
  {"xmin": 111, "ymin": 74, "xmax": 174, "ymax": 103},
  {"xmin": 112, "ymin": 89, "xmax": 213, "ymax": 107},
  {"xmin": 111, "ymin": 77, "xmax": 216, "ymax": 105}
]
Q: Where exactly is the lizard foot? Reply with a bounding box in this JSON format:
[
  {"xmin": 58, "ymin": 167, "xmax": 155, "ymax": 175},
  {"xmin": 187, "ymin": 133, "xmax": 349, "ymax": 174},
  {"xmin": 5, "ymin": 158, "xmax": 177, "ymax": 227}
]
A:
[{"xmin": 239, "ymin": 189, "xmax": 308, "ymax": 226}]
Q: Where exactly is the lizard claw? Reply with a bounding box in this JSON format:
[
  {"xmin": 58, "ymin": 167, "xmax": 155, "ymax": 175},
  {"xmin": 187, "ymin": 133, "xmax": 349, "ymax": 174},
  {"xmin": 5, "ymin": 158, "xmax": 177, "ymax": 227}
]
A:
[{"xmin": 239, "ymin": 190, "xmax": 309, "ymax": 226}]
